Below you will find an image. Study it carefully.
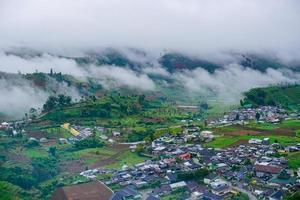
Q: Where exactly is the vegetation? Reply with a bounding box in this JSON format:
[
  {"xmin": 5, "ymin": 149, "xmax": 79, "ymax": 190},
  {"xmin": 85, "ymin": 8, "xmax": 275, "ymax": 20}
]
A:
[
  {"xmin": 287, "ymin": 152, "xmax": 300, "ymax": 169},
  {"xmin": 285, "ymin": 191, "xmax": 300, "ymax": 200},
  {"xmin": 206, "ymin": 135, "xmax": 300, "ymax": 148},
  {"xmin": 242, "ymin": 84, "xmax": 300, "ymax": 109},
  {"xmin": 106, "ymin": 150, "xmax": 148, "ymax": 169},
  {"xmin": 232, "ymin": 192, "xmax": 250, "ymax": 200},
  {"xmin": 0, "ymin": 84, "xmax": 299, "ymax": 199},
  {"xmin": 0, "ymin": 181, "xmax": 24, "ymax": 200},
  {"xmin": 177, "ymin": 168, "xmax": 209, "ymax": 183},
  {"xmin": 74, "ymin": 133, "xmax": 105, "ymax": 150},
  {"xmin": 43, "ymin": 94, "xmax": 72, "ymax": 112}
]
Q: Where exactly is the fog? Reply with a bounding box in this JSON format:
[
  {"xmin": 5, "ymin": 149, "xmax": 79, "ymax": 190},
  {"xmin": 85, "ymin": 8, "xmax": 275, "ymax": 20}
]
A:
[
  {"xmin": 0, "ymin": 0, "xmax": 299, "ymax": 62},
  {"xmin": 174, "ymin": 65, "xmax": 300, "ymax": 103},
  {"xmin": 0, "ymin": 78, "xmax": 48, "ymax": 117},
  {"xmin": 0, "ymin": 0, "xmax": 300, "ymax": 118}
]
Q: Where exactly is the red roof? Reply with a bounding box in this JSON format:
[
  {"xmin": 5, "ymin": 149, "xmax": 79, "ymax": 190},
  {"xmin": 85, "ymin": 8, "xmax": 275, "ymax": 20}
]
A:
[
  {"xmin": 255, "ymin": 164, "xmax": 282, "ymax": 174},
  {"xmin": 179, "ymin": 153, "xmax": 191, "ymax": 160}
]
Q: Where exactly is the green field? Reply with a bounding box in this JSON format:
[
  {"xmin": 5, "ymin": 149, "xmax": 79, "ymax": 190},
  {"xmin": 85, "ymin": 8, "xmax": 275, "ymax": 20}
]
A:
[
  {"xmin": 246, "ymin": 120, "xmax": 300, "ymax": 130},
  {"xmin": 287, "ymin": 152, "xmax": 300, "ymax": 169},
  {"xmin": 206, "ymin": 119, "xmax": 300, "ymax": 148},
  {"xmin": 106, "ymin": 151, "xmax": 148, "ymax": 169},
  {"xmin": 206, "ymin": 135, "xmax": 300, "ymax": 148},
  {"xmin": 25, "ymin": 148, "xmax": 48, "ymax": 158}
]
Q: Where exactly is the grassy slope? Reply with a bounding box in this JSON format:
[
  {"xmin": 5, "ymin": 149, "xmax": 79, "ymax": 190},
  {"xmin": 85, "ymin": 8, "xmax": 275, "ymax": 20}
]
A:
[
  {"xmin": 243, "ymin": 85, "xmax": 300, "ymax": 109},
  {"xmin": 288, "ymin": 152, "xmax": 300, "ymax": 169},
  {"xmin": 0, "ymin": 181, "xmax": 23, "ymax": 200}
]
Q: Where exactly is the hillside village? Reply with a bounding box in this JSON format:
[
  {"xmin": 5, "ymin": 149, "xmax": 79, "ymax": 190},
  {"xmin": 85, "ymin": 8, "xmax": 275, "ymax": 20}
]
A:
[
  {"xmin": 1, "ymin": 104, "xmax": 300, "ymax": 200},
  {"xmin": 50, "ymin": 106, "xmax": 299, "ymax": 200},
  {"xmin": 207, "ymin": 106, "xmax": 289, "ymax": 127},
  {"xmin": 78, "ymin": 132, "xmax": 300, "ymax": 200}
]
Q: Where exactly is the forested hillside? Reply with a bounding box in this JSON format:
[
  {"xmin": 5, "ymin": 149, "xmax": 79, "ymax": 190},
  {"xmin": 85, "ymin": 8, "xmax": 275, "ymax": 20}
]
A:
[{"xmin": 242, "ymin": 84, "xmax": 300, "ymax": 110}]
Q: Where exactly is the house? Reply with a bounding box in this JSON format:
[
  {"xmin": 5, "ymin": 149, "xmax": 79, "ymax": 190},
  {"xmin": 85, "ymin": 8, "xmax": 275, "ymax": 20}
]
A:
[
  {"xmin": 152, "ymin": 185, "xmax": 172, "ymax": 196},
  {"xmin": 0, "ymin": 122, "xmax": 10, "ymax": 129},
  {"xmin": 255, "ymin": 164, "xmax": 282, "ymax": 174},
  {"xmin": 262, "ymin": 138, "xmax": 270, "ymax": 145},
  {"xmin": 200, "ymin": 131, "xmax": 214, "ymax": 142},
  {"xmin": 113, "ymin": 131, "xmax": 121, "ymax": 137},
  {"xmin": 146, "ymin": 195, "xmax": 160, "ymax": 200},
  {"xmin": 202, "ymin": 191, "xmax": 223, "ymax": 200},
  {"xmin": 50, "ymin": 181, "xmax": 113, "ymax": 200},
  {"xmin": 40, "ymin": 137, "xmax": 48, "ymax": 143},
  {"xmin": 211, "ymin": 184, "xmax": 231, "ymax": 196},
  {"xmin": 110, "ymin": 186, "xmax": 141, "ymax": 200},
  {"xmin": 186, "ymin": 181, "xmax": 208, "ymax": 193},
  {"xmin": 59, "ymin": 138, "xmax": 68, "ymax": 144},
  {"xmin": 269, "ymin": 190, "xmax": 284, "ymax": 200},
  {"xmin": 179, "ymin": 153, "xmax": 191, "ymax": 160},
  {"xmin": 204, "ymin": 174, "xmax": 218, "ymax": 184},
  {"xmin": 165, "ymin": 173, "xmax": 177, "ymax": 183},
  {"xmin": 170, "ymin": 181, "xmax": 187, "ymax": 189},
  {"xmin": 249, "ymin": 139, "xmax": 262, "ymax": 144},
  {"xmin": 130, "ymin": 144, "xmax": 137, "ymax": 152}
]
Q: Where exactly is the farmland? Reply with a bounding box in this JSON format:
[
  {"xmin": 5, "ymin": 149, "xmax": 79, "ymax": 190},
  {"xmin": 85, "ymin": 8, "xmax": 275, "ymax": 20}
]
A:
[
  {"xmin": 206, "ymin": 120, "xmax": 300, "ymax": 148},
  {"xmin": 287, "ymin": 152, "xmax": 300, "ymax": 169}
]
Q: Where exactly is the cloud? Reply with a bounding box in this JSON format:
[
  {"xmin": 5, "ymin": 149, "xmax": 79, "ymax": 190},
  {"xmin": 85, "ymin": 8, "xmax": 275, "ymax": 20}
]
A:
[
  {"xmin": 0, "ymin": 0, "xmax": 300, "ymax": 116},
  {"xmin": 0, "ymin": 52, "xmax": 86, "ymax": 76},
  {"xmin": 0, "ymin": 78, "xmax": 48, "ymax": 117},
  {"xmin": 87, "ymin": 65, "xmax": 156, "ymax": 90},
  {"xmin": 0, "ymin": 71, "xmax": 82, "ymax": 118},
  {"xmin": 0, "ymin": 50, "xmax": 157, "ymax": 90},
  {"xmin": 0, "ymin": 0, "xmax": 299, "ymax": 61},
  {"xmin": 174, "ymin": 64, "xmax": 300, "ymax": 103}
]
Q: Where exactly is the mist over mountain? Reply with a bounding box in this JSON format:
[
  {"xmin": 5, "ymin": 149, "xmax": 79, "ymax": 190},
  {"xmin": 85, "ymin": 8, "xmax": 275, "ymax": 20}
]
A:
[
  {"xmin": 1, "ymin": 0, "xmax": 300, "ymax": 118},
  {"xmin": 0, "ymin": 47, "xmax": 299, "ymax": 119}
]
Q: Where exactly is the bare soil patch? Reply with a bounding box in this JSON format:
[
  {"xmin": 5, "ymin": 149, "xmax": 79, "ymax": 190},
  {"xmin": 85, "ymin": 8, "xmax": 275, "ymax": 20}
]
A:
[
  {"xmin": 59, "ymin": 144, "xmax": 130, "ymax": 173},
  {"xmin": 60, "ymin": 159, "xmax": 86, "ymax": 173},
  {"xmin": 227, "ymin": 130, "xmax": 261, "ymax": 136},
  {"xmin": 226, "ymin": 127, "xmax": 295, "ymax": 137},
  {"xmin": 27, "ymin": 131, "xmax": 47, "ymax": 139}
]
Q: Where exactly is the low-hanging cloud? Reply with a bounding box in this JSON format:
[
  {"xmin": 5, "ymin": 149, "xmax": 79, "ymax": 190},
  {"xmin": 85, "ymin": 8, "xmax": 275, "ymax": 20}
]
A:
[
  {"xmin": 0, "ymin": 78, "xmax": 48, "ymax": 117},
  {"xmin": 87, "ymin": 65, "xmax": 156, "ymax": 90},
  {"xmin": 0, "ymin": 52, "xmax": 85, "ymax": 76},
  {"xmin": 175, "ymin": 64, "xmax": 300, "ymax": 103}
]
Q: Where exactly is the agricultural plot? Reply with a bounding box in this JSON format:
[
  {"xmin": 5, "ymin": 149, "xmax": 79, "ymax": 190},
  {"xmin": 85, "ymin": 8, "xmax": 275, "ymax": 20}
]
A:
[
  {"xmin": 206, "ymin": 120, "xmax": 300, "ymax": 148},
  {"xmin": 287, "ymin": 152, "xmax": 300, "ymax": 169}
]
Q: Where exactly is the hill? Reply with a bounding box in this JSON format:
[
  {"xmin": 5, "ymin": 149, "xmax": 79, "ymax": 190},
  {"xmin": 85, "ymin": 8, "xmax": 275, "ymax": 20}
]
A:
[{"xmin": 242, "ymin": 84, "xmax": 300, "ymax": 110}]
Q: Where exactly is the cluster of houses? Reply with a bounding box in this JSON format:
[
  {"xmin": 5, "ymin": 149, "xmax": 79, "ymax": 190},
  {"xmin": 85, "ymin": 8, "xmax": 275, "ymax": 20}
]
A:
[
  {"xmin": 78, "ymin": 131, "xmax": 300, "ymax": 200},
  {"xmin": 0, "ymin": 121, "xmax": 26, "ymax": 137},
  {"xmin": 61, "ymin": 123, "xmax": 107, "ymax": 143},
  {"xmin": 207, "ymin": 106, "xmax": 288, "ymax": 126},
  {"xmin": 0, "ymin": 121, "xmax": 10, "ymax": 129}
]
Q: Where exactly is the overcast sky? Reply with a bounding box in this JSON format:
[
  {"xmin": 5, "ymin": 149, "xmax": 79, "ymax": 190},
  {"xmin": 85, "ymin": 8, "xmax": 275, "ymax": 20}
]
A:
[
  {"xmin": 0, "ymin": 0, "xmax": 300, "ymax": 118},
  {"xmin": 0, "ymin": 0, "xmax": 300, "ymax": 59}
]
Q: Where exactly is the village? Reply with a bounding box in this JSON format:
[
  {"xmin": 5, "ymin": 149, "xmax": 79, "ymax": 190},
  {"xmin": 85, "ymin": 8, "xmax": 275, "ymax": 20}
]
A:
[
  {"xmin": 206, "ymin": 106, "xmax": 289, "ymax": 127},
  {"xmin": 77, "ymin": 131, "xmax": 300, "ymax": 200},
  {"xmin": 74, "ymin": 106, "xmax": 300, "ymax": 200},
  {"xmin": 1, "ymin": 105, "xmax": 300, "ymax": 200}
]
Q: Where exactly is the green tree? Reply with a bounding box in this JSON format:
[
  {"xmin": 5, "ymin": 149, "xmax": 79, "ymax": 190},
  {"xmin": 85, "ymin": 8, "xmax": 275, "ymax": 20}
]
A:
[
  {"xmin": 255, "ymin": 112, "xmax": 260, "ymax": 121},
  {"xmin": 48, "ymin": 146, "xmax": 56, "ymax": 157}
]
